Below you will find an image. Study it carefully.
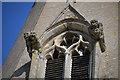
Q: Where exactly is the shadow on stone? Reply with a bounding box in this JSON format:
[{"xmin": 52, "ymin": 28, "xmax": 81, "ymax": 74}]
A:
[{"xmin": 10, "ymin": 61, "xmax": 31, "ymax": 80}]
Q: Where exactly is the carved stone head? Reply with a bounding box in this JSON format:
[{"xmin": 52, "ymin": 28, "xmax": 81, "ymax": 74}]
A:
[
  {"xmin": 24, "ymin": 31, "xmax": 37, "ymax": 42},
  {"xmin": 89, "ymin": 20, "xmax": 104, "ymax": 40}
]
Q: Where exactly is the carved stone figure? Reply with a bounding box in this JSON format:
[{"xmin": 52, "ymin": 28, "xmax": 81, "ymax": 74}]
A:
[
  {"xmin": 88, "ymin": 20, "xmax": 106, "ymax": 52},
  {"xmin": 24, "ymin": 31, "xmax": 40, "ymax": 59}
]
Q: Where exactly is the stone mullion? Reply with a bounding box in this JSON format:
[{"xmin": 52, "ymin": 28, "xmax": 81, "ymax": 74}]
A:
[
  {"xmin": 29, "ymin": 51, "xmax": 39, "ymax": 78},
  {"xmin": 64, "ymin": 52, "xmax": 72, "ymax": 78},
  {"xmin": 36, "ymin": 56, "xmax": 47, "ymax": 78}
]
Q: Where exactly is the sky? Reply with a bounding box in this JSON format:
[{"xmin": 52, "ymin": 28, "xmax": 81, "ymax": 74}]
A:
[{"xmin": 2, "ymin": 2, "xmax": 34, "ymax": 66}]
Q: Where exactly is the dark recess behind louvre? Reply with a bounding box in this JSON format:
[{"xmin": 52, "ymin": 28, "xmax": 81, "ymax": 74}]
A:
[
  {"xmin": 71, "ymin": 52, "xmax": 90, "ymax": 79},
  {"xmin": 45, "ymin": 57, "xmax": 65, "ymax": 79}
]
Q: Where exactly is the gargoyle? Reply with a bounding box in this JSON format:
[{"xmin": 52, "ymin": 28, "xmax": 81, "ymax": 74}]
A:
[
  {"xmin": 88, "ymin": 20, "xmax": 106, "ymax": 52},
  {"xmin": 24, "ymin": 31, "xmax": 40, "ymax": 59}
]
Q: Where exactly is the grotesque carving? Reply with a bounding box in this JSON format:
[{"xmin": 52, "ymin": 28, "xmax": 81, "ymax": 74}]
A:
[
  {"xmin": 24, "ymin": 19, "xmax": 106, "ymax": 61},
  {"xmin": 24, "ymin": 31, "xmax": 40, "ymax": 59},
  {"xmin": 88, "ymin": 20, "xmax": 106, "ymax": 52},
  {"xmin": 88, "ymin": 20, "xmax": 103, "ymax": 39}
]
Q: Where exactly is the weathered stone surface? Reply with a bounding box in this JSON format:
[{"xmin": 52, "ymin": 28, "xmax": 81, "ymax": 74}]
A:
[
  {"xmin": 2, "ymin": 2, "xmax": 45, "ymax": 78},
  {"xmin": 3, "ymin": 2, "xmax": 118, "ymax": 78}
]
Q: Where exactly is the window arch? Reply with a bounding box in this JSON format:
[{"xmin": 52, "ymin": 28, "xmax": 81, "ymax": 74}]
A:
[
  {"xmin": 26, "ymin": 5, "xmax": 105, "ymax": 78},
  {"xmin": 38, "ymin": 17, "xmax": 98, "ymax": 79}
]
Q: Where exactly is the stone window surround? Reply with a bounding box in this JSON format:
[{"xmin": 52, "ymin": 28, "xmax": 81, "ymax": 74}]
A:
[{"xmin": 28, "ymin": 18, "xmax": 101, "ymax": 78}]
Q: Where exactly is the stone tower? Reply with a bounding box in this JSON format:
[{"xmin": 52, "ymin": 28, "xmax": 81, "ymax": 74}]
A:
[{"xmin": 2, "ymin": 2, "xmax": 118, "ymax": 79}]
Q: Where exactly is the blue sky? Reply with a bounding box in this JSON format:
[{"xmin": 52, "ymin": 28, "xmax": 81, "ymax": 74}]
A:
[{"xmin": 2, "ymin": 2, "xmax": 34, "ymax": 66}]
